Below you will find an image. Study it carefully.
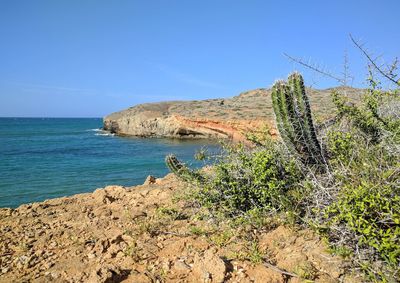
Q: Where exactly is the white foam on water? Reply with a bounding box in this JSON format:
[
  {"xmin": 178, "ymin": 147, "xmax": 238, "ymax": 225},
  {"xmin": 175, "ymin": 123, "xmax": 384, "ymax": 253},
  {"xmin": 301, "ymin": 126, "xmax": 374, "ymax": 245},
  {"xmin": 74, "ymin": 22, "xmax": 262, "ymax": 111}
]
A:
[
  {"xmin": 86, "ymin": 128, "xmax": 102, "ymax": 132},
  {"xmin": 95, "ymin": 132, "xmax": 115, "ymax": 137}
]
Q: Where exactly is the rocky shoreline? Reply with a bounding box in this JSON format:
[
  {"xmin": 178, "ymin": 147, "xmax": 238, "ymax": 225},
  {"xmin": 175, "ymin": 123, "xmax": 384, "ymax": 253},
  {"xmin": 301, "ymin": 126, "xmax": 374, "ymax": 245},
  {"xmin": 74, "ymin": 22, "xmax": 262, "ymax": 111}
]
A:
[{"xmin": 0, "ymin": 174, "xmax": 360, "ymax": 282}]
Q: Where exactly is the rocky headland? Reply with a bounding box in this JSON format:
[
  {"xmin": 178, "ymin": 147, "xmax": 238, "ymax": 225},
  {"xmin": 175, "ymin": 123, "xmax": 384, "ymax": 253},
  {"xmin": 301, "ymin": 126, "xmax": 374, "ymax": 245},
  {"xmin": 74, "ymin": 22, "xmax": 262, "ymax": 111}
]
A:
[{"xmin": 103, "ymin": 87, "xmax": 362, "ymax": 142}]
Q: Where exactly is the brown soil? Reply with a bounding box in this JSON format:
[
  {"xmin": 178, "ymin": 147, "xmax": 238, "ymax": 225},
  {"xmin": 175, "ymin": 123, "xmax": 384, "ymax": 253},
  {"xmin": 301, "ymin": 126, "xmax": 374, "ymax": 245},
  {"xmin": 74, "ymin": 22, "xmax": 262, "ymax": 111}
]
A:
[{"xmin": 0, "ymin": 174, "xmax": 362, "ymax": 283}]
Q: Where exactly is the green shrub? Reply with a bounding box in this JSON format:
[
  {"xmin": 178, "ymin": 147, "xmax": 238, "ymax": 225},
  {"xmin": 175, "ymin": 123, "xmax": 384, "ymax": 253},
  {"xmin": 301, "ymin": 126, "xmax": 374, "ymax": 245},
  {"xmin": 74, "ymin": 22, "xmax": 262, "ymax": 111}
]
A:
[
  {"xmin": 331, "ymin": 83, "xmax": 400, "ymax": 143},
  {"xmin": 326, "ymin": 130, "xmax": 355, "ymax": 165},
  {"xmin": 331, "ymin": 90, "xmax": 383, "ymax": 141},
  {"xmin": 323, "ymin": 84, "xmax": 400, "ymax": 280},
  {"xmin": 327, "ymin": 182, "xmax": 400, "ymax": 266},
  {"xmin": 194, "ymin": 142, "xmax": 303, "ymax": 216}
]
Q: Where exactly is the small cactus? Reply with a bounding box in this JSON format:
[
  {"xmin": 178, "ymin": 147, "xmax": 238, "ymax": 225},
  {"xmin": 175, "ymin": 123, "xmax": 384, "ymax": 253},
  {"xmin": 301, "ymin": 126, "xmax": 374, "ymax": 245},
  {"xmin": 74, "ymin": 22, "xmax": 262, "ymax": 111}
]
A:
[
  {"xmin": 271, "ymin": 72, "xmax": 326, "ymax": 166},
  {"xmin": 165, "ymin": 154, "xmax": 205, "ymax": 183},
  {"xmin": 165, "ymin": 154, "xmax": 184, "ymax": 174}
]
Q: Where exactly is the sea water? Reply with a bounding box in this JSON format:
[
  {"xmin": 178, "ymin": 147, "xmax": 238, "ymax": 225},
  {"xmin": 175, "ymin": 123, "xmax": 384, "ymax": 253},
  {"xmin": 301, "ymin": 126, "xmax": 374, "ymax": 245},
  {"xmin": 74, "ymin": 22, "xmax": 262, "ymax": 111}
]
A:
[{"xmin": 0, "ymin": 118, "xmax": 219, "ymax": 208}]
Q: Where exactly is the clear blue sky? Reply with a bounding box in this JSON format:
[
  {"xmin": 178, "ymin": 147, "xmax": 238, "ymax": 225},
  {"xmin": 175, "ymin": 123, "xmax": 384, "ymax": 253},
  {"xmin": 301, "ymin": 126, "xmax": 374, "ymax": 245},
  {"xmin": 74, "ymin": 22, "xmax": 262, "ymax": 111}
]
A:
[{"xmin": 0, "ymin": 0, "xmax": 398, "ymax": 117}]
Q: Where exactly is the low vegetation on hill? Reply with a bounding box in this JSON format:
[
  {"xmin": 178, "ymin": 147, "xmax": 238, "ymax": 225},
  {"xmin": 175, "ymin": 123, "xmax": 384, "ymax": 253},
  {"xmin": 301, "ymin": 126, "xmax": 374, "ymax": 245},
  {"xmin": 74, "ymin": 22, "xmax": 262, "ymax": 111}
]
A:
[{"xmin": 166, "ymin": 68, "xmax": 400, "ymax": 282}]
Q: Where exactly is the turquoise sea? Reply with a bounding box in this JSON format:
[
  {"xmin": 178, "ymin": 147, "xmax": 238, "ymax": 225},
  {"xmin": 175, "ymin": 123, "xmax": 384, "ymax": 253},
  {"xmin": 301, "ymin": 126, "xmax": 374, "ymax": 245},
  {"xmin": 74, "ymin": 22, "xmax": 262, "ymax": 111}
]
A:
[{"xmin": 0, "ymin": 118, "xmax": 219, "ymax": 208}]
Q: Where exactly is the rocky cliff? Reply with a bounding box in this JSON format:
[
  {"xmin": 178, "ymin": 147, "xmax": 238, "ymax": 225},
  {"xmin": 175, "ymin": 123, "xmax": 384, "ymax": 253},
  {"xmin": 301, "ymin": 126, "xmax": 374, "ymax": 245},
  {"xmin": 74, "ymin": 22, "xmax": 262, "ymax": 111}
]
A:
[{"xmin": 103, "ymin": 87, "xmax": 362, "ymax": 142}]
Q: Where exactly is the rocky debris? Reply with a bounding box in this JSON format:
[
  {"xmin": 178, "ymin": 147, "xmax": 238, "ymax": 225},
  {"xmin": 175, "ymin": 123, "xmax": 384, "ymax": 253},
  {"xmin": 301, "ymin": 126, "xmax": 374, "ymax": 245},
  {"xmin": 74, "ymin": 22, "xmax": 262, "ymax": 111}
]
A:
[
  {"xmin": 144, "ymin": 175, "xmax": 156, "ymax": 185},
  {"xmin": 88, "ymin": 264, "xmax": 128, "ymax": 283},
  {"xmin": 0, "ymin": 173, "xmax": 359, "ymax": 282}
]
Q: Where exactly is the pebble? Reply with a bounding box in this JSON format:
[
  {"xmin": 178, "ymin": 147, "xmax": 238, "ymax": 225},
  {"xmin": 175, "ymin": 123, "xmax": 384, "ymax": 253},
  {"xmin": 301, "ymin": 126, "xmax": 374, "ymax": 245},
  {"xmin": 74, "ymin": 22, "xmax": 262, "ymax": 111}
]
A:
[
  {"xmin": 87, "ymin": 253, "xmax": 96, "ymax": 259},
  {"xmin": 44, "ymin": 261, "xmax": 54, "ymax": 269},
  {"xmin": 116, "ymin": 251, "xmax": 125, "ymax": 258},
  {"xmin": 174, "ymin": 260, "xmax": 191, "ymax": 271},
  {"xmin": 1, "ymin": 267, "xmax": 9, "ymax": 274}
]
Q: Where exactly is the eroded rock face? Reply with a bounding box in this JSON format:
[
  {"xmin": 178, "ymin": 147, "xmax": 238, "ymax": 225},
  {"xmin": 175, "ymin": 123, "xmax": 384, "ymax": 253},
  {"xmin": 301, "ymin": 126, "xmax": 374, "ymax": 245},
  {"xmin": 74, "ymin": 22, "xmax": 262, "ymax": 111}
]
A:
[
  {"xmin": 103, "ymin": 112, "xmax": 265, "ymax": 142},
  {"xmin": 103, "ymin": 90, "xmax": 273, "ymax": 141}
]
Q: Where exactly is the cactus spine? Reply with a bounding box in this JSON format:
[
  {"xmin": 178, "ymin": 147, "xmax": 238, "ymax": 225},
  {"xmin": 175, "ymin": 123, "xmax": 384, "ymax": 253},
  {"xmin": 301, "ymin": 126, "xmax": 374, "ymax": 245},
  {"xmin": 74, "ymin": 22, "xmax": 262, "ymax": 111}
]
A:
[
  {"xmin": 271, "ymin": 73, "xmax": 326, "ymax": 166},
  {"xmin": 165, "ymin": 154, "xmax": 204, "ymax": 183}
]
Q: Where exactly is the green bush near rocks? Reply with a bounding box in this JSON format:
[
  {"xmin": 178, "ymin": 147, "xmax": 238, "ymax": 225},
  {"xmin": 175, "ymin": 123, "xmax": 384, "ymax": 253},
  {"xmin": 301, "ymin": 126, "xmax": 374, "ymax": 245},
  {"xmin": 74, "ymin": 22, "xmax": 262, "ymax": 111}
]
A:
[{"xmin": 195, "ymin": 142, "xmax": 303, "ymax": 215}]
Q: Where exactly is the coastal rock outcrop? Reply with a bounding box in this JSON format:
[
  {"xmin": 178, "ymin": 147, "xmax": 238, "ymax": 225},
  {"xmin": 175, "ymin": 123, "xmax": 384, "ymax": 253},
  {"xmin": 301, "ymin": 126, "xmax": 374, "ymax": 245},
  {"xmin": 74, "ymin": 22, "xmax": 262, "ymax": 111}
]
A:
[
  {"xmin": 0, "ymin": 174, "xmax": 360, "ymax": 282},
  {"xmin": 103, "ymin": 100, "xmax": 272, "ymax": 142},
  {"xmin": 103, "ymin": 87, "xmax": 363, "ymax": 142}
]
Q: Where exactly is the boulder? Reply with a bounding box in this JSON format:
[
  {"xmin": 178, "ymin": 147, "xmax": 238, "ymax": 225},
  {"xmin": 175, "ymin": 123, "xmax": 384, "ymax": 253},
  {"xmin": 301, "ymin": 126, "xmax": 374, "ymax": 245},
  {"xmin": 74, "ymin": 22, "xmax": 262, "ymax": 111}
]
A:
[{"xmin": 193, "ymin": 249, "xmax": 226, "ymax": 283}]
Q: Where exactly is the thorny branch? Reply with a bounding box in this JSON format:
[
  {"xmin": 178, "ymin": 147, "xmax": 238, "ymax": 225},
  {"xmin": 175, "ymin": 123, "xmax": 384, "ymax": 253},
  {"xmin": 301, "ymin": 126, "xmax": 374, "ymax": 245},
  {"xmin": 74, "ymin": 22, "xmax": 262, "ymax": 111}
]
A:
[
  {"xmin": 349, "ymin": 34, "xmax": 400, "ymax": 86},
  {"xmin": 283, "ymin": 53, "xmax": 346, "ymax": 85}
]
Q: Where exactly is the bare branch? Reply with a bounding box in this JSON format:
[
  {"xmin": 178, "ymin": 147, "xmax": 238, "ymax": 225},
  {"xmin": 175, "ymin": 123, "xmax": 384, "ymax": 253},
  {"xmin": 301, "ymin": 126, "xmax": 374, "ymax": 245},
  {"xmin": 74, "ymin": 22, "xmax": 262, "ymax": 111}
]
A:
[
  {"xmin": 349, "ymin": 34, "xmax": 399, "ymax": 86},
  {"xmin": 341, "ymin": 50, "xmax": 354, "ymax": 86},
  {"xmin": 263, "ymin": 260, "xmax": 299, "ymax": 277},
  {"xmin": 284, "ymin": 53, "xmax": 346, "ymax": 84},
  {"xmin": 387, "ymin": 57, "xmax": 399, "ymax": 79}
]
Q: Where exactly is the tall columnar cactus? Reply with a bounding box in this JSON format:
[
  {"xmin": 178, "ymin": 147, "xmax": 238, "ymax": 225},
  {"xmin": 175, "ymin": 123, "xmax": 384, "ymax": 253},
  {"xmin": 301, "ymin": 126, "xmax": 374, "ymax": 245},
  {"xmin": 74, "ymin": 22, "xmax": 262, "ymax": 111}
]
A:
[
  {"xmin": 271, "ymin": 72, "xmax": 326, "ymax": 166},
  {"xmin": 165, "ymin": 154, "xmax": 205, "ymax": 183}
]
